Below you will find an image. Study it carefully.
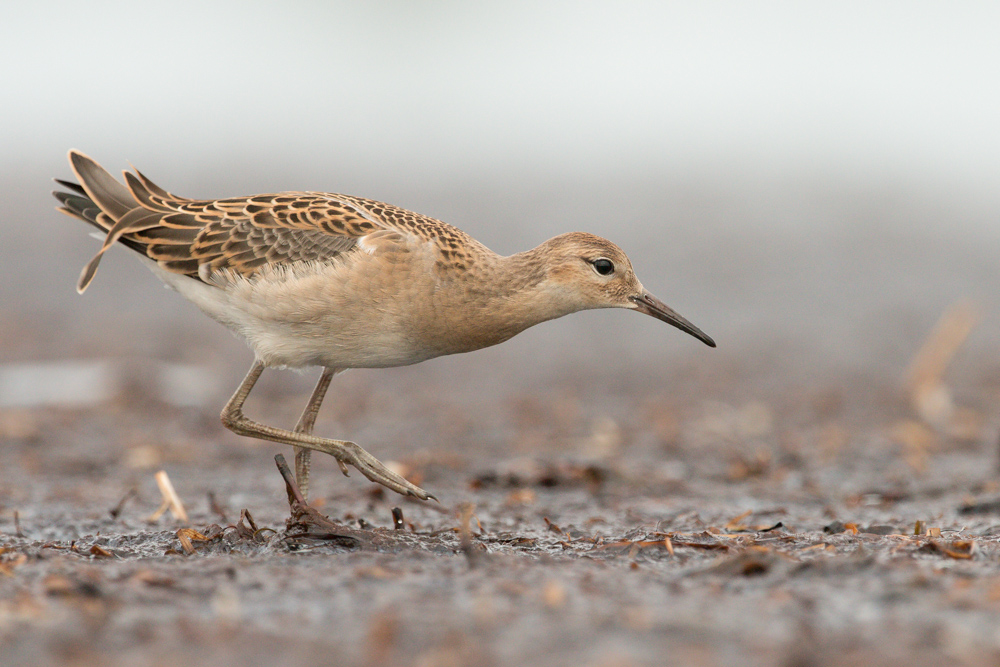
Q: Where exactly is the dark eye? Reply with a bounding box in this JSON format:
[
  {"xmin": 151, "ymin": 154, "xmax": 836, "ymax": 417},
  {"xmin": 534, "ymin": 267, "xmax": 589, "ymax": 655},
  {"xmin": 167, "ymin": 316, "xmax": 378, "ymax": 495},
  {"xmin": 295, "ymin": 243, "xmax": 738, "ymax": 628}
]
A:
[{"xmin": 592, "ymin": 258, "xmax": 615, "ymax": 276}]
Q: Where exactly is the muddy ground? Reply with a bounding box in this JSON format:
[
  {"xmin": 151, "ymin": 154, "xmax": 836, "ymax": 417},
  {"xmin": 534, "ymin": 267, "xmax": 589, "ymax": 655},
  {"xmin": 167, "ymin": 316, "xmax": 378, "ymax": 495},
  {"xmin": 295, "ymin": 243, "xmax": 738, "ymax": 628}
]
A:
[
  {"xmin": 4, "ymin": 179, "xmax": 1000, "ymax": 666},
  {"xmin": 4, "ymin": 329, "xmax": 1000, "ymax": 667}
]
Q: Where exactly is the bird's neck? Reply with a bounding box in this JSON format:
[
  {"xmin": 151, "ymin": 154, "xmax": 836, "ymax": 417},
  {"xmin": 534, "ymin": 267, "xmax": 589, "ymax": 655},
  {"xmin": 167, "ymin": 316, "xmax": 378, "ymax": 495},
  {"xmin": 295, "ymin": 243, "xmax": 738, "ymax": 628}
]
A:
[
  {"xmin": 423, "ymin": 242, "xmax": 577, "ymax": 356},
  {"xmin": 488, "ymin": 244, "xmax": 578, "ymax": 328}
]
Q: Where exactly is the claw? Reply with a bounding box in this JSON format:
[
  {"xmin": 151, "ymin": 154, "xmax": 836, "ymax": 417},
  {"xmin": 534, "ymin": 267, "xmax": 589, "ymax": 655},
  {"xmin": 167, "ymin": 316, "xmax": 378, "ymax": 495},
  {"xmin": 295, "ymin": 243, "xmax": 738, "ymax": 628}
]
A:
[{"xmin": 336, "ymin": 441, "xmax": 434, "ymax": 501}]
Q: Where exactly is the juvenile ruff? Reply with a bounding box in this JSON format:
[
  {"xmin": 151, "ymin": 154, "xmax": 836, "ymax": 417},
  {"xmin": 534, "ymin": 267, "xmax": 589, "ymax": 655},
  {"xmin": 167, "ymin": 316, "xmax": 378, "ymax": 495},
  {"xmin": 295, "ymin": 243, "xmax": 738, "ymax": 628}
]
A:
[{"xmin": 54, "ymin": 151, "xmax": 715, "ymax": 501}]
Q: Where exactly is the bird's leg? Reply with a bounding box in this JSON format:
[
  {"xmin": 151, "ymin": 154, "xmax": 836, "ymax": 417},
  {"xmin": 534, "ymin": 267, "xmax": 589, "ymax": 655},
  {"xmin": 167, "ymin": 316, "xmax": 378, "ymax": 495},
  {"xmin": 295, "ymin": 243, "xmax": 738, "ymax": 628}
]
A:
[
  {"xmin": 221, "ymin": 361, "xmax": 433, "ymax": 500},
  {"xmin": 291, "ymin": 366, "xmax": 340, "ymax": 502}
]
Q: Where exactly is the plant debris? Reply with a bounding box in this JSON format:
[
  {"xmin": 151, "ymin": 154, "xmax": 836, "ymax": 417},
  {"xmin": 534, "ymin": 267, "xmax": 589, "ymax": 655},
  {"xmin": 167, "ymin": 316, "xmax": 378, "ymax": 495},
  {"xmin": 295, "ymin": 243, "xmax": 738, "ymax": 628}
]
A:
[{"xmin": 148, "ymin": 470, "xmax": 188, "ymax": 522}]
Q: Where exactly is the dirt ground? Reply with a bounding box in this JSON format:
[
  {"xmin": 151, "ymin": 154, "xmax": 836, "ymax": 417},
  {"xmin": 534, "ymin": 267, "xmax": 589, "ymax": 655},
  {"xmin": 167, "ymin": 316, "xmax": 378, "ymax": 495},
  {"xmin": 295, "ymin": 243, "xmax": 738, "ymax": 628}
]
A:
[
  {"xmin": 4, "ymin": 320, "xmax": 1000, "ymax": 667},
  {"xmin": 4, "ymin": 177, "xmax": 1000, "ymax": 666}
]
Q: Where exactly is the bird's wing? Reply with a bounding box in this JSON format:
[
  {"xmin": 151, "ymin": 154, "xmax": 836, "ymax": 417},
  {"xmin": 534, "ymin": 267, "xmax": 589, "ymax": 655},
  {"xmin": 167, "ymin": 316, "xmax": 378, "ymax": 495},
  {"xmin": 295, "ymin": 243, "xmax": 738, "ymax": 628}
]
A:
[{"xmin": 55, "ymin": 151, "xmax": 451, "ymax": 292}]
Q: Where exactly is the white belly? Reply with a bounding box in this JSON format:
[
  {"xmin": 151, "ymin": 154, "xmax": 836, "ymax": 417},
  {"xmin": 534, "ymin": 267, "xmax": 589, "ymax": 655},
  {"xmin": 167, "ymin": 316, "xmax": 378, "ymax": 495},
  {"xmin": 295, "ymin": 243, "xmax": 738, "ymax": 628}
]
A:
[{"xmin": 146, "ymin": 258, "xmax": 441, "ymax": 370}]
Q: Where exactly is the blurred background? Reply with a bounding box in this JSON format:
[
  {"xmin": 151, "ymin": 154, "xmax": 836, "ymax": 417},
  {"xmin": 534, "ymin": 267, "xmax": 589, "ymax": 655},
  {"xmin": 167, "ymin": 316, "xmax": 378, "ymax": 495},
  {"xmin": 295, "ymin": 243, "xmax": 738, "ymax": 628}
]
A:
[
  {"xmin": 1, "ymin": 0, "xmax": 999, "ymax": 406},
  {"xmin": 4, "ymin": 5, "xmax": 1000, "ymax": 664}
]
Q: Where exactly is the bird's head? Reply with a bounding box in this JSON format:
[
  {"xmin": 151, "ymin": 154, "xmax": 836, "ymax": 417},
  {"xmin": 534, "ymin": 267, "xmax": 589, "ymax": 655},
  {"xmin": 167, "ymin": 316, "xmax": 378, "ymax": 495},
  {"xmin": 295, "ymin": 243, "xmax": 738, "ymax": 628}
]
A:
[{"xmin": 537, "ymin": 232, "xmax": 716, "ymax": 347}]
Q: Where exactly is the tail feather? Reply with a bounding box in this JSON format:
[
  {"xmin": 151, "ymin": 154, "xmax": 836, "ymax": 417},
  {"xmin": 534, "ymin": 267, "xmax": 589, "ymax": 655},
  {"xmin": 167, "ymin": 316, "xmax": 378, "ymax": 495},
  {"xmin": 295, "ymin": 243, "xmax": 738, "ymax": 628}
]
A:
[
  {"xmin": 123, "ymin": 171, "xmax": 164, "ymax": 211},
  {"xmin": 53, "ymin": 190, "xmax": 105, "ymax": 229},
  {"xmin": 76, "ymin": 207, "xmax": 164, "ymax": 293},
  {"xmin": 55, "ymin": 150, "xmax": 188, "ymax": 292},
  {"xmin": 54, "ymin": 178, "xmax": 87, "ymax": 196},
  {"xmin": 135, "ymin": 166, "xmax": 190, "ymax": 202},
  {"xmin": 68, "ymin": 151, "xmax": 135, "ymax": 219}
]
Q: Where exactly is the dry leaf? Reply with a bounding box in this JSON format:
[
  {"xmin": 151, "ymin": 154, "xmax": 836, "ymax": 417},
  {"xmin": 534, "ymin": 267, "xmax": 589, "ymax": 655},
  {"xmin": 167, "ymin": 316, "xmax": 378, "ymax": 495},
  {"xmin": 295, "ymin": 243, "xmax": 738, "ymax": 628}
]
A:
[
  {"xmin": 89, "ymin": 545, "xmax": 113, "ymax": 558},
  {"xmin": 725, "ymin": 510, "xmax": 752, "ymax": 531}
]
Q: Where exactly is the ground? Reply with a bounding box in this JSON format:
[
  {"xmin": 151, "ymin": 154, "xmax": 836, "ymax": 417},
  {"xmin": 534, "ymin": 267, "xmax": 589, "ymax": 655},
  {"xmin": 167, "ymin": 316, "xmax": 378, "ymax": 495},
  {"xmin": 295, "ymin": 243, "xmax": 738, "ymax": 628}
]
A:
[
  {"xmin": 3, "ymin": 317, "xmax": 1000, "ymax": 667},
  {"xmin": 4, "ymin": 179, "xmax": 1000, "ymax": 666}
]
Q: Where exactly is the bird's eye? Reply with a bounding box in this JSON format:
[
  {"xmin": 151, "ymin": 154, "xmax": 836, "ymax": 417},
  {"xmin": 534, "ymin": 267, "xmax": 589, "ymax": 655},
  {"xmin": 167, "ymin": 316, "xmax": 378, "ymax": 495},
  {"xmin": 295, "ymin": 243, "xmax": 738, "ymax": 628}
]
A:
[{"xmin": 592, "ymin": 258, "xmax": 615, "ymax": 276}]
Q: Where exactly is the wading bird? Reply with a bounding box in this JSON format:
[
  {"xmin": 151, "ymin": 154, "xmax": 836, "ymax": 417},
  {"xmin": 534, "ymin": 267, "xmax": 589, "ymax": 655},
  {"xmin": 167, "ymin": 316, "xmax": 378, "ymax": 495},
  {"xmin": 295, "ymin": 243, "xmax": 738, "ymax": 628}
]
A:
[{"xmin": 54, "ymin": 151, "xmax": 715, "ymax": 501}]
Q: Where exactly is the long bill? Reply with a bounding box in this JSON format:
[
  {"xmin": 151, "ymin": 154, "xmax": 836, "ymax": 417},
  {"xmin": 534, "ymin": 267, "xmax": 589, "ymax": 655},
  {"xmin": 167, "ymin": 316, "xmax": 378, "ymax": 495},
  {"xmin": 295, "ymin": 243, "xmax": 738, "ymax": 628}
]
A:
[{"xmin": 629, "ymin": 293, "xmax": 716, "ymax": 347}]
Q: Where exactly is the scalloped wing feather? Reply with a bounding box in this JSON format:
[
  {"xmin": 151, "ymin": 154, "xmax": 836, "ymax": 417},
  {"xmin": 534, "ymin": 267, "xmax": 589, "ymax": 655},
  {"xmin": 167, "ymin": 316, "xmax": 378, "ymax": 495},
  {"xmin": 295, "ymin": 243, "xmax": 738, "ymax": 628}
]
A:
[{"xmin": 53, "ymin": 151, "xmax": 461, "ymax": 291}]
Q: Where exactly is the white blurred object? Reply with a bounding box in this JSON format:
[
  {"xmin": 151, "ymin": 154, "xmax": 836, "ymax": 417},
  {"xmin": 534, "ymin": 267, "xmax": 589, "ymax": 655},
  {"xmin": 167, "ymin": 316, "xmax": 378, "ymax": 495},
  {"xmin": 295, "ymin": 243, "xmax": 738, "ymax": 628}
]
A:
[
  {"xmin": 0, "ymin": 360, "xmax": 221, "ymax": 408},
  {"xmin": 0, "ymin": 361, "xmax": 118, "ymax": 408}
]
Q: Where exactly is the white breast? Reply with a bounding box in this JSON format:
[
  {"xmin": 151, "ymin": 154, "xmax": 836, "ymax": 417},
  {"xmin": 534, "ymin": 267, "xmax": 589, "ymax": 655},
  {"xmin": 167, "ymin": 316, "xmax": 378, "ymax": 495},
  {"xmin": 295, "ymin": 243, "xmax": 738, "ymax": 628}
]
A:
[{"xmin": 144, "ymin": 253, "xmax": 442, "ymax": 370}]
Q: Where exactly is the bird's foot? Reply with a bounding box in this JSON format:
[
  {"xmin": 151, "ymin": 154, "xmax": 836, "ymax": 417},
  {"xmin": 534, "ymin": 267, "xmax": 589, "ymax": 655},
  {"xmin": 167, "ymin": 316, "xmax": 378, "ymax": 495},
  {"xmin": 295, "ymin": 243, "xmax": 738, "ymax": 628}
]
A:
[{"xmin": 335, "ymin": 441, "xmax": 435, "ymax": 501}]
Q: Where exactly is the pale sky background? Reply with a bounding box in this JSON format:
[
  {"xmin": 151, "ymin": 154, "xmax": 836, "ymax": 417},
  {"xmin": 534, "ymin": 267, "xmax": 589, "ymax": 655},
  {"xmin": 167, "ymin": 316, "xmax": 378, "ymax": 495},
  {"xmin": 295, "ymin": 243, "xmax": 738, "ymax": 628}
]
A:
[
  {"xmin": 2, "ymin": 1, "xmax": 999, "ymax": 381},
  {"xmin": 3, "ymin": 2, "xmax": 998, "ymax": 195}
]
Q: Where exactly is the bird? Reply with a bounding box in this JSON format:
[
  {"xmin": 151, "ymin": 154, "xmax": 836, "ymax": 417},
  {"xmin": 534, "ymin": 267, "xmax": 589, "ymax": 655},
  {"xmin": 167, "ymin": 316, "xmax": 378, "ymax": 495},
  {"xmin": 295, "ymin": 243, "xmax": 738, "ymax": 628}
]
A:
[{"xmin": 53, "ymin": 150, "xmax": 715, "ymax": 502}]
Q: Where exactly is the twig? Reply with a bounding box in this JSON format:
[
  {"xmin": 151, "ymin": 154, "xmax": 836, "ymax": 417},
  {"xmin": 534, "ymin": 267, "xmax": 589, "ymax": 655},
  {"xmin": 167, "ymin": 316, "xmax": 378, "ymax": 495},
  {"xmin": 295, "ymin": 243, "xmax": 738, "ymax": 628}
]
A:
[
  {"xmin": 457, "ymin": 502, "xmax": 478, "ymax": 567},
  {"xmin": 905, "ymin": 299, "xmax": 978, "ymax": 394},
  {"xmin": 240, "ymin": 508, "xmax": 259, "ymax": 535},
  {"xmin": 275, "ymin": 454, "xmax": 306, "ymax": 506},
  {"xmin": 14, "ymin": 511, "xmax": 23, "ymax": 538},
  {"xmin": 274, "ymin": 454, "xmax": 368, "ymax": 550},
  {"xmin": 208, "ymin": 492, "xmax": 228, "ymax": 522},
  {"xmin": 109, "ymin": 488, "xmax": 136, "ymax": 519},
  {"xmin": 149, "ymin": 471, "xmax": 188, "ymax": 523}
]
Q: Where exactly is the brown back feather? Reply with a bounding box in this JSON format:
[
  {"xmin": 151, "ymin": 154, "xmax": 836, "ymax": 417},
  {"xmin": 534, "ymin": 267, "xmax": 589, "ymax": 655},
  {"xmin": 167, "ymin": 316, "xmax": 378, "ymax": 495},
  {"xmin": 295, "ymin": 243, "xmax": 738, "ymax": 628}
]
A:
[
  {"xmin": 55, "ymin": 151, "xmax": 402, "ymax": 291},
  {"xmin": 54, "ymin": 151, "xmax": 487, "ymax": 294}
]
